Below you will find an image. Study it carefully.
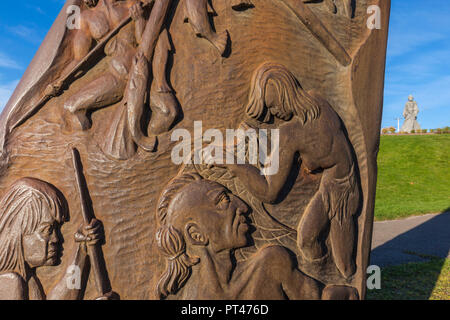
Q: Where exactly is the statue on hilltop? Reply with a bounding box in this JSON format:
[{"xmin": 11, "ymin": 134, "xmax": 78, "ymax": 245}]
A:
[{"xmin": 401, "ymin": 95, "xmax": 421, "ymax": 133}]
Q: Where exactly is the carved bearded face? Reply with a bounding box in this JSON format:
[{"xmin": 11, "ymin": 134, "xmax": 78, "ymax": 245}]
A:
[
  {"xmin": 22, "ymin": 208, "xmax": 62, "ymax": 268},
  {"xmin": 84, "ymin": 0, "xmax": 99, "ymax": 8},
  {"xmin": 170, "ymin": 181, "xmax": 250, "ymax": 253}
]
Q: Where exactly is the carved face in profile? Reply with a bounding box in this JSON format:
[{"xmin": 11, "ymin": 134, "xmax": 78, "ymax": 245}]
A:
[
  {"xmin": 83, "ymin": 0, "xmax": 99, "ymax": 8},
  {"xmin": 22, "ymin": 209, "xmax": 61, "ymax": 268},
  {"xmin": 0, "ymin": 178, "xmax": 68, "ymax": 278},
  {"xmin": 169, "ymin": 180, "xmax": 250, "ymax": 253},
  {"xmin": 264, "ymin": 81, "xmax": 290, "ymax": 120}
]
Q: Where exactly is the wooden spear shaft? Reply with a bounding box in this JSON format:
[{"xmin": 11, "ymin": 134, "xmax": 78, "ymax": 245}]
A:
[{"xmin": 71, "ymin": 147, "xmax": 112, "ymax": 297}]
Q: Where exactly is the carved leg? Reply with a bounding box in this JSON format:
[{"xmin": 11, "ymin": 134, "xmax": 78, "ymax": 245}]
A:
[
  {"xmin": 334, "ymin": 0, "xmax": 353, "ymax": 18},
  {"xmin": 297, "ymin": 193, "xmax": 329, "ymax": 262},
  {"xmin": 64, "ymin": 74, "xmax": 125, "ymax": 130},
  {"xmin": 184, "ymin": 0, "xmax": 229, "ymax": 56},
  {"xmin": 126, "ymin": 52, "xmax": 156, "ymax": 152},
  {"xmin": 341, "ymin": 0, "xmax": 353, "ymax": 18},
  {"xmin": 139, "ymin": 0, "xmax": 172, "ymax": 61},
  {"xmin": 149, "ymin": 29, "xmax": 179, "ymax": 135},
  {"xmin": 329, "ymin": 216, "xmax": 356, "ymax": 279}
]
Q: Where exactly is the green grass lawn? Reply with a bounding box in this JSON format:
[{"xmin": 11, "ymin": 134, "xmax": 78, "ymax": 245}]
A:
[
  {"xmin": 366, "ymin": 257, "xmax": 450, "ymax": 300},
  {"xmin": 375, "ymin": 134, "xmax": 450, "ymax": 220}
]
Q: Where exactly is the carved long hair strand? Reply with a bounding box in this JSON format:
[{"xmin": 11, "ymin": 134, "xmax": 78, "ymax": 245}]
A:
[
  {"xmin": 155, "ymin": 173, "xmax": 202, "ymax": 299},
  {"xmin": 246, "ymin": 62, "xmax": 320, "ymax": 124},
  {"xmin": 0, "ymin": 178, "xmax": 68, "ymax": 279}
]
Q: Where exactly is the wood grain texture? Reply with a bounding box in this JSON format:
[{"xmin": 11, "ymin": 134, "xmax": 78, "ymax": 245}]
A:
[{"xmin": 0, "ymin": 0, "xmax": 390, "ymax": 299}]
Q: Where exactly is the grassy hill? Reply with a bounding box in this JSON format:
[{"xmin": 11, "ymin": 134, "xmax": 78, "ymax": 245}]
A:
[
  {"xmin": 367, "ymin": 257, "xmax": 449, "ymax": 300},
  {"xmin": 375, "ymin": 134, "xmax": 450, "ymax": 220}
]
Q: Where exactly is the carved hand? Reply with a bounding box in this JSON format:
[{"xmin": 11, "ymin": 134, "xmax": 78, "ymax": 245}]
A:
[
  {"xmin": 205, "ymin": 145, "xmax": 238, "ymax": 169},
  {"xmin": 74, "ymin": 219, "xmax": 105, "ymax": 249},
  {"xmin": 132, "ymin": 51, "xmax": 149, "ymax": 77},
  {"xmin": 44, "ymin": 80, "xmax": 64, "ymax": 97},
  {"xmin": 130, "ymin": 2, "xmax": 145, "ymax": 21}
]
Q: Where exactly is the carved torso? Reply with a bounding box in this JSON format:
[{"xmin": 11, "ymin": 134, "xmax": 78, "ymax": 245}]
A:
[
  {"xmin": 105, "ymin": 26, "xmax": 138, "ymax": 77},
  {"xmin": 280, "ymin": 101, "xmax": 353, "ymax": 180},
  {"xmin": 83, "ymin": 0, "xmax": 137, "ymax": 77},
  {"xmin": 85, "ymin": 10, "xmax": 111, "ymax": 41}
]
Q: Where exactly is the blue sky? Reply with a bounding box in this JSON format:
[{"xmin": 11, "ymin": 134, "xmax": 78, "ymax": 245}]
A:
[
  {"xmin": 383, "ymin": 1, "xmax": 450, "ymax": 129},
  {"xmin": 0, "ymin": 0, "xmax": 449, "ymax": 129}
]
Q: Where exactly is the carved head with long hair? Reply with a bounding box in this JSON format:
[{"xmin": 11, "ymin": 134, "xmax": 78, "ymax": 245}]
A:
[
  {"xmin": 0, "ymin": 178, "xmax": 69, "ymax": 279},
  {"xmin": 246, "ymin": 63, "xmax": 320, "ymax": 124},
  {"xmin": 155, "ymin": 173, "xmax": 249, "ymax": 299}
]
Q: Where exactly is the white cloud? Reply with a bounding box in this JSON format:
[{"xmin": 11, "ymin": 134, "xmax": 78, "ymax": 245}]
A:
[
  {"xmin": 387, "ymin": 1, "xmax": 450, "ymax": 58},
  {"xmin": 5, "ymin": 25, "xmax": 44, "ymax": 45},
  {"xmin": 0, "ymin": 80, "xmax": 19, "ymax": 112},
  {"xmin": 385, "ymin": 46, "xmax": 450, "ymax": 87},
  {"xmin": 383, "ymin": 1, "xmax": 450, "ymax": 129},
  {"xmin": 382, "ymin": 75, "xmax": 450, "ymax": 129},
  {"xmin": 385, "ymin": 75, "xmax": 450, "ymax": 111},
  {"xmin": 387, "ymin": 32, "xmax": 446, "ymax": 58},
  {"xmin": 0, "ymin": 52, "xmax": 21, "ymax": 70},
  {"xmin": 35, "ymin": 7, "xmax": 45, "ymax": 15}
]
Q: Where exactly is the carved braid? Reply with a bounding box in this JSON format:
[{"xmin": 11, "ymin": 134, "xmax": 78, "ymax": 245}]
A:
[{"xmin": 155, "ymin": 173, "xmax": 202, "ymax": 299}]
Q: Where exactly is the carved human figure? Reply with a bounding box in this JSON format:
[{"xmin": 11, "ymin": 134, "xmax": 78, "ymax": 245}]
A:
[
  {"xmin": 183, "ymin": 0, "xmax": 255, "ymax": 56},
  {"xmin": 400, "ymin": 95, "xmax": 421, "ymax": 133},
  {"xmin": 217, "ymin": 63, "xmax": 360, "ymax": 279},
  {"xmin": 155, "ymin": 173, "xmax": 358, "ymax": 300},
  {"xmin": 183, "ymin": 0, "xmax": 229, "ymax": 56},
  {"xmin": 0, "ymin": 178, "xmax": 106, "ymax": 300},
  {"xmin": 47, "ymin": 0, "xmax": 178, "ymax": 139}
]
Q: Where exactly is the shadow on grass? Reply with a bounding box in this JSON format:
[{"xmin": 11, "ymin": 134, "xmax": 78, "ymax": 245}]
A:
[{"xmin": 368, "ymin": 208, "xmax": 449, "ymax": 300}]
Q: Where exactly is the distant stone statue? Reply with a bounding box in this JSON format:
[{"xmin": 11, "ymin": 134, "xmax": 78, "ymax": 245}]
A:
[{"xmin": 401, "ymin": 95, "xmax": 421, "ymax": 133}]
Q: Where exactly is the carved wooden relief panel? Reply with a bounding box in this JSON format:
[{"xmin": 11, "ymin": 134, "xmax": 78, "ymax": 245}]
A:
[{"xmin": 0, "ymin": 0, "xmax": 390, "ymax": 300}]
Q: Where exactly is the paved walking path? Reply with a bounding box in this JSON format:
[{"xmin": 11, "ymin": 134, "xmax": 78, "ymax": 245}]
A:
[{"xmin": 370, "ymin": 211, "xmax": 450, "ymax": 267}]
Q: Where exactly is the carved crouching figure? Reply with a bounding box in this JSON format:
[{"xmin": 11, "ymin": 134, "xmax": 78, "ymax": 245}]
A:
[
  {"xmin": 48, "ymin": 0, "xmax": 144, "ymax": 131},
  {"xmin": 48, "ymin": 0, "xmax": 178, "ymax": 139},
  {"xmin": 155, "ymin": 173, "xmax": 358, "ymax": 300},
  {"xmin": 221, "ymin": 63, "xmax": 361, "ymax": 279},
  {"xmin": 0, "ymin": 178, "xmax": 105, "ymax": 300}
]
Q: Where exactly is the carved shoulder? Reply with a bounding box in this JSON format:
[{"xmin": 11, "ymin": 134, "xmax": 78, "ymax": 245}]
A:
[
  {"xmin": 307, "ymin": 89, "xmax": 342, "ymax": 129},
  {"xmin": 306, "ymin": 89, "xmax": 329, "ymax": 115},
  {"xmin": 83, "ymin": 9, "xmax": 110, "ymax": 41},
  {"xmin": 0, "ymin": 272, "xmax": 27, "ymax": 300},
  {"xmin": 256, "ymin": 245, "xmax": 295, "ymax": 271}
]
